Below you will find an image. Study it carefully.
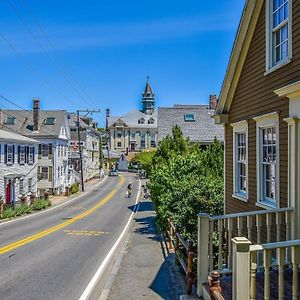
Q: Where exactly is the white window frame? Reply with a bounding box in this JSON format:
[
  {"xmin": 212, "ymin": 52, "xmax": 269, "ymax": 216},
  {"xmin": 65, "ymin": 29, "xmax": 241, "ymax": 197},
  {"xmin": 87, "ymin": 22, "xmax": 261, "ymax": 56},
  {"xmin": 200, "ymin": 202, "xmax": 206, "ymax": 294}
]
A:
[
  {"xmin": 231, "ymin": 120, "xmax": 248, "ymax": 201},
  {"xmin": 19, "ymin": 145, "xmax": 26, "ymax": 165},
  {"xmin": 266, "ymin": 0, "xmax": 292, "ymax": 74},
  {"xmin": 28, "ymin": 147, "xmax": 34, "ymax": 164},
  {"xmin": 254, "ymin": 112, "xmax": 280, "ymax": 209},
  {"xmin": 6, "ymin": 145, "xmax": 13, "ymax": 165}
]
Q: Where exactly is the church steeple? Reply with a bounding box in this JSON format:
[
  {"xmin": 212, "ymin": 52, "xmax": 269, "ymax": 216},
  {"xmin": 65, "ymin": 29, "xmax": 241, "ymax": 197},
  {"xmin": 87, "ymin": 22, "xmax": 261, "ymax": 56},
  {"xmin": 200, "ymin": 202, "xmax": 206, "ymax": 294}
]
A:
[{"xmin": 141, "ymin": 76, "xmax": 155, "ymax": 115}]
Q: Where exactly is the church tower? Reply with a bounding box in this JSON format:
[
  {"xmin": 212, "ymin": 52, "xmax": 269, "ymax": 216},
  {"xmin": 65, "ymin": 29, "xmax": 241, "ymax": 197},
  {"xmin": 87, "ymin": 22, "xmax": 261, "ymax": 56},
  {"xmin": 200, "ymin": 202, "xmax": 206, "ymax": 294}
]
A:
[{"xmin": 141, "ymin": 77, "xmax": 155, "ymax": 115}]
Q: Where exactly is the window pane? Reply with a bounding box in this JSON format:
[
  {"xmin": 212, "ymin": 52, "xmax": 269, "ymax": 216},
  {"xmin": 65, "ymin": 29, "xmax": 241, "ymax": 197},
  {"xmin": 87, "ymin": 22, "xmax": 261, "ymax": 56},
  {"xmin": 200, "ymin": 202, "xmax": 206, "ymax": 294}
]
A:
[
  {"xmin": 284, "ymin": 2, "xmax": 288, "ymax": 19},
  {"xmin": 279, "ymin": 6, "xmax": 284, "ymax": 23},
  {"xmin": 282, "ymin": 24, "xmax": 288, "ymax": 41},
  {"xmin": 281, "ymin": 41, "xmax": 288, "ymax": 59}
]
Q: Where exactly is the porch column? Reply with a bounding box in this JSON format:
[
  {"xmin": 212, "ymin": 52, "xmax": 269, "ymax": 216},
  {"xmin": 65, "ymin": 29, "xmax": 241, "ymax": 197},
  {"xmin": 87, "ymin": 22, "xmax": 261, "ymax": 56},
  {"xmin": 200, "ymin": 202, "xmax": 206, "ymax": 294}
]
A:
[
  {"xmin": 284, "ymin": 117, "xmax": 300, "ymax": 239},
  {"xmin": 275, "ymin": 82, "xmax": 300, "ymax": 240}
]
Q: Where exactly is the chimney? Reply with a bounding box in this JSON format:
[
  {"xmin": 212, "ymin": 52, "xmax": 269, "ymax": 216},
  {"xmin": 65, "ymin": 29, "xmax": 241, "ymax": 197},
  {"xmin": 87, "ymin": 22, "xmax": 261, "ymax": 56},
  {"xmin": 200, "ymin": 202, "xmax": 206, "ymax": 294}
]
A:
[
  {"xmin": 33, "ymin": 98, "xmax": 40, "ymax": 131},
  {"xmin": 209, "ymin": 95, "xmax": 217, "ymax": 110}
]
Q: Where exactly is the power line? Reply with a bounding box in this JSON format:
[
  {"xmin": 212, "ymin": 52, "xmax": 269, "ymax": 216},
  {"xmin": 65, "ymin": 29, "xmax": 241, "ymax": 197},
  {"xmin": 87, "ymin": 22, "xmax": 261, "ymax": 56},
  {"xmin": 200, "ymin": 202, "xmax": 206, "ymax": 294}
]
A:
[
  {"xmin": 0, "ymin": 30, "xmax": 87, "ymax": 110},
  {"xmin": 18, "ymin": 0, "xmax": 101, "ymax": 110}
]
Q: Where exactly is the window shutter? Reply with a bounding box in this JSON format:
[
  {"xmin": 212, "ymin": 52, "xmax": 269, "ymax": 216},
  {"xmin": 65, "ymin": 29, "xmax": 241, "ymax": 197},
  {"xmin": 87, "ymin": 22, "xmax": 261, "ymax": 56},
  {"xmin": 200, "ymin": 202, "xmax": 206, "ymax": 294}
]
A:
[
  {"xmin": 38, "ymin": 166, "xmax": 41, "ymax": 179},
  {"xmin": 48, "ymin": 143, "xmax": 53, "ymax": 159},
  {"xmin": 38, "ymin": 144, "xmax": 42, "ymax": 159},
  {"xmin": 18, "ymin": 145, "xmax": 21, "ymax": 164},
  {"xmin": 4, "ymin": 145, "xmax": 7, "ymax": 164},
  {"xmin": 25, "ymin": 146, "xmax": 29, "ymax": 164},
  {"xmin": 48, "ymin": 166, "xmax": 52, "ymax": 182},
  {"xmin": 12, "ymin": 145, "xmax": 15, "ymax": 164},
  {"xmin": 32, "ymin": 147, "xmax": 35, "ymax": 164}
]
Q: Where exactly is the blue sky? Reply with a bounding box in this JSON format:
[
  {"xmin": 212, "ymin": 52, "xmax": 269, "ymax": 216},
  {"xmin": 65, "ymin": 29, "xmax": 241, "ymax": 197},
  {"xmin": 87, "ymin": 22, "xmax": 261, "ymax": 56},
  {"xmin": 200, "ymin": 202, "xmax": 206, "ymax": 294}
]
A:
[{"xmin": 0, "ymin": 0, "xmax": 245, "ymax": 127}]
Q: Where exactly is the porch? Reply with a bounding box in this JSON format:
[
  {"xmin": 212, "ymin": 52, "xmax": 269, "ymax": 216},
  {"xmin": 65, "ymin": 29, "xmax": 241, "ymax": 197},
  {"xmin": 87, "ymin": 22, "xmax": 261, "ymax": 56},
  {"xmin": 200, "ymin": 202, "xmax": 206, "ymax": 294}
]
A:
[{"xmin": 196, "ymin": 207, "xmax": 300, "ymax": 299}]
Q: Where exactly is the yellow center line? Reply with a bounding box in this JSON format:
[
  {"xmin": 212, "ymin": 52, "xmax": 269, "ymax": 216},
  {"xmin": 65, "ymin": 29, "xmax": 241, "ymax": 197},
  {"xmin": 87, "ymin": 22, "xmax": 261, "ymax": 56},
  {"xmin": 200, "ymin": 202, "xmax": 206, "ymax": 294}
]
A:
[{"xmin": 0, "ymin": 176, "xmax": 125, "ymax": 255}]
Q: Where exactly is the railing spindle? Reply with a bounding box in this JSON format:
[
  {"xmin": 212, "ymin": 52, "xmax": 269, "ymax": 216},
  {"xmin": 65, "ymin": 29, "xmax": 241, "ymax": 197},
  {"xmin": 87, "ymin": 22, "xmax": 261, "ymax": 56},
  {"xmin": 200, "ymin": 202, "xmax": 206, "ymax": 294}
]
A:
[
  {"xmin": 227, "ymin": 219, "xmax": 233, "ymax": 270},
  {"xmin": 237, "ymin": 216, "xmax": 243, "ymax": 236},
  {"xmin": 266, "ymin": 214, "xmax": 272, "ymax": 243},
  {"xmin": 276, "ymin": 212, "xmax": 281, "ymax": 242},
  {"xmin": 209, "ymin": 221, "xmax": 214, "ymax": 271},
  {"xmin": 291, "ymin": 246, "xmax": 300, "ymax": 300},
  {"xmin": 247, "ymin": 215, "xmax": 253, "ymax": 241},
  {"xmin": 256, "ymin": 215, "xmax": 262, "ymax": 244},
  {"xmin": 218, "ymin": 219, "xmax": 223, "ymax": 271},
  {"xmin": 277, "ymin": 247, "xmax": 285, "ymax": 300},
  {"xmin": 263, "ymin": 249, "xmax": 272, "ymax": 300}
]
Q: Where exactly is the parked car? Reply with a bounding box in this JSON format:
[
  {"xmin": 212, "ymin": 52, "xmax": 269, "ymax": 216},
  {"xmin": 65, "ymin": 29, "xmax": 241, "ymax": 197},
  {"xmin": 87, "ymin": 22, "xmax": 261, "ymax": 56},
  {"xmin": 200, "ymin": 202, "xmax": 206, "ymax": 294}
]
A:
[{"xmin": 109, "ymin": 169, "xmax": 119, "ymax": 176}]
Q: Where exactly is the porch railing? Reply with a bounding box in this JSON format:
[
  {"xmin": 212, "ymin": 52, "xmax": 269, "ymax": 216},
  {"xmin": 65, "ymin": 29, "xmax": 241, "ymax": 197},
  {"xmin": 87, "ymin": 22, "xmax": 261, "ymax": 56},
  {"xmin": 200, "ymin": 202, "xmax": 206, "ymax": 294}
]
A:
[
  {"xmin": 232, "ymin": 237, "xmax": 300, "ymax": 300},
  {"xmin": 197, "ymin": 207, "xmax": 294, "ymax": 297}
]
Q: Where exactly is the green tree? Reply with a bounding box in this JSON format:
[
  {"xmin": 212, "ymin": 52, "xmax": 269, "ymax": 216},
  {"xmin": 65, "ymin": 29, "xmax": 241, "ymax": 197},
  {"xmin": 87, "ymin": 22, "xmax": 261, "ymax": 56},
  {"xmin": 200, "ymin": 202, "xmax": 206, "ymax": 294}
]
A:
[{"xmin": 148, "ymin": 126, "xmax": 224, "ymax": 246}]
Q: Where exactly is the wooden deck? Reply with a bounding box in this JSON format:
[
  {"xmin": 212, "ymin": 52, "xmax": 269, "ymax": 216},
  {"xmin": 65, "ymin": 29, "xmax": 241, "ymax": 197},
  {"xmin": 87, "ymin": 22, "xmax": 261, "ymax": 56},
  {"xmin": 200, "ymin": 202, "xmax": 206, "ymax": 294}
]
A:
[{"xmin": 219, "ymin": 268, "xmax": 300, "ymax": 299}]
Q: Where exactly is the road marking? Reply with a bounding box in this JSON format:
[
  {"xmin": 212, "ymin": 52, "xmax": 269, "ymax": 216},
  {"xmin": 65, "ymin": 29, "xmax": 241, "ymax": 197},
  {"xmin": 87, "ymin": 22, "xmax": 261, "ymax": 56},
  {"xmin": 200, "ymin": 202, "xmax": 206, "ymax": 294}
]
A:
[
  {"xmin": 0, "ymin": 176, "xmax": 124, "ymax": 255},
  {"xmin": 118, "ymin": 175, "xmax": 125, "ymax": 187},
  {"xmin": 0, "ymin": 176, "xmax": 108, "ymax": 227},
  {"xmin": 64, "ymin": 230, "xmax": 109, "ymax": 236},
  {"xmin": 79, "ymin": 180, "xmax": 141, "ymax": 300}
]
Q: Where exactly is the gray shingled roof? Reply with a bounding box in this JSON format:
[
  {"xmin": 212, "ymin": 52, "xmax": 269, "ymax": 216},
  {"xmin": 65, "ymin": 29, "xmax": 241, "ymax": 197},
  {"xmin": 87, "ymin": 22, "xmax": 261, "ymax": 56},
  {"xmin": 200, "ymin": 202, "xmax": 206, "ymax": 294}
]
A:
[
  {"xmin": 1, "ymin": 110, "xmax": 68, "ymax": 138},
  {"xmin": 0, "ymin": 128, "xmax": 38, "ymax": 144},
  {"xmin": 158, "ymin": 105, "xmax": 224, "ymax": 144},
  {"xmin": 107, "ymin": 109, "xmax": 157, "ymax": 129}
]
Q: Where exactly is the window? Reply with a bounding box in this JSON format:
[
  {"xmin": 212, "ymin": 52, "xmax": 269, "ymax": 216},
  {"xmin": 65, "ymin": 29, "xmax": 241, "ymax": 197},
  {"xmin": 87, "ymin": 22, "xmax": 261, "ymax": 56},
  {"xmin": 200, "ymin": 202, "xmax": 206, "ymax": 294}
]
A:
[
  {"xmin": 28, "ymin": 178, "xmax": 32, "ymax": 193},
  {"xmin": 4, "ymin": 116, "xmax": 15, "ymax": 125},
  {"xmin": 254, "ymin": 112, "xmax": 279, "ymax": 208},
  {"xmin": 148, "ymin": 118, "xmax": 155, "ymax": 124},
  {"xmin": 5, "ymin": 145, "xmax": 14, "ymax": 165},
  {"xmin": 18, "ymin": 146, "xmax": 26, "ymax": 165},
  {"xmin": 28, "ymin": 147, "xmax": 34, "ymax": 164},
  {"xmin": 138, "ymin": 118, "xmax": 145, "ymax": 124},
  {"xmin": 39, "ymin": 143, "xmax": 52, "ymax": 158},
  {"xmin": 44, "ymin": 117, "xmax": 56, "ymax": 125},
  {"xmin": 150, "ymin": 134, "xmax": 156, "ymax": 147},
  {"xmin": 117, "ymin": 142, "xmax": 122, "ymax": 147},
  {"xmin": 117, "ymin": 132, "xmax": 122, "ymax": 138},
  {"xmin": 131, "ymin": 132, "xmax": 136, "ymax": 139},
  {"xmin": 184, "ymin": 114, "xmax": 195, "ymax": 122},
  {"xmin": 267, "ymin": 0, "xmax": 291, "ymax": 70},
  {"xmin": 141, "ymin": 133, "xmax": 145, "ymax": 149},
  {"xmin": 232, "ymin": 121, "xmax": 248, "ymax": 200},
  {"xmin": 19, "ymin": 179, "xmax": 24, "ymax": 195},
  {"xmin": 57, "ymin": 166, "xmax": 60, "ymax": 178},
  {"xmin": 40, "ymin": 167, "xmax": 48, "ymax": 179}
]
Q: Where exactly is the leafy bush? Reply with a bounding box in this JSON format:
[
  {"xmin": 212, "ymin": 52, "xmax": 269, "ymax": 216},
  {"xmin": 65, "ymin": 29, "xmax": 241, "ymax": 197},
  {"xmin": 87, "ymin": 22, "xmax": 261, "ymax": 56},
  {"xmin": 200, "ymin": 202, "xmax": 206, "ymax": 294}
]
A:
[
  {"xmin": 1, "ymin": 204, "xmax": 32, "ymax": 219},
  {"xmin": 32, "ymin": 199, "xmax": 52, "ymax": 211},
  {"xmin": 70, "ymin": 182, "xmax": 79, "ymax": 194},
  {"xmin": 148, "ymin": 125, "xmax": 224, "ymax": 246}
]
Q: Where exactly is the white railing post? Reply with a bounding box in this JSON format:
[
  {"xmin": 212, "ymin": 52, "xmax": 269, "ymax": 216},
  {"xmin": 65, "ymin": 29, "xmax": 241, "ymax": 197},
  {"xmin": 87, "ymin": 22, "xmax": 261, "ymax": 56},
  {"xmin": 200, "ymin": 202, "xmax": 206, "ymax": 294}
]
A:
[
  {"xmin": 197, "ymin": 213, "xmax": 210, "ymax": 297},
  {"xmin": 232, "ymin": 237, "xmax": 252, "ymax": 300}
]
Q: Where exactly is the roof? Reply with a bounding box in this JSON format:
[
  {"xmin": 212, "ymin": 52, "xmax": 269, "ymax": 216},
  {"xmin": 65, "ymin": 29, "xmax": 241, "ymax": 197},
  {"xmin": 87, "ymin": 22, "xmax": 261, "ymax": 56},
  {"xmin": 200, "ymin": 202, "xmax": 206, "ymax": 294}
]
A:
[
  {"xmin": 0, "ymin": 128, "xmax": 38, "ymax": 144},
  {"xmin": 107, "ymin": 109, "xmax": 158, "ymax": 129},
  {"xmin": 215, "ymin": 0, "xmax": 264, "ymax": 116},
  {"xmin": 1, "ymin": 110, "xmax": 69, "ymax": 139},
  {"xmin": 143, "ymin": 79, "xmax": 154, "ymax": 97},
  {"xmin": 158, "ymin": 105, "xmax": 224, "ymax": 143}
]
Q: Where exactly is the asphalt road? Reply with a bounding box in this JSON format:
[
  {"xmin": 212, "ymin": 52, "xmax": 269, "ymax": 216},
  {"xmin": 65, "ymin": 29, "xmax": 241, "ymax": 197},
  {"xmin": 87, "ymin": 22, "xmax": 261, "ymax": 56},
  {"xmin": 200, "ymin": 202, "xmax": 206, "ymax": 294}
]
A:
[{"xmin": 0, "ymin": 173, "xmax": 139, "ymax": 300}]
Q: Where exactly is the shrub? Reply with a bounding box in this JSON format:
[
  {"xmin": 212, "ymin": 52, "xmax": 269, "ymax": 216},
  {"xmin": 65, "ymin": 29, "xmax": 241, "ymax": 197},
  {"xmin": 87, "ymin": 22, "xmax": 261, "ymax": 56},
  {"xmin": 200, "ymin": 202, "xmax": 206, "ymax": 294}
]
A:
[
  {"xmin": 32, "ymin": 199, "xmax": 52, "ymax": 211},
  {"xmin": 70, "ymin": 182, "xmax": 79, "ymax": 194},
  {"xmin": 1, "ymin": 204, "xmax": 33, "ymax": 219}
]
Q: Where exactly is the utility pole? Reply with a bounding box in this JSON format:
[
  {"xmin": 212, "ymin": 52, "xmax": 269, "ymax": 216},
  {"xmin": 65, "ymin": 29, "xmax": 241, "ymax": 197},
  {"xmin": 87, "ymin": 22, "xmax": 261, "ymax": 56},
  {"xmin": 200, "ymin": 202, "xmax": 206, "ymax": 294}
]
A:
[
  {"xmin": 76, "ymin": 109, "xmax": 101, "ymax": 192},
  {"xmin": 106, "ymin": 108, "xmax": 111, "ymax": 170}
]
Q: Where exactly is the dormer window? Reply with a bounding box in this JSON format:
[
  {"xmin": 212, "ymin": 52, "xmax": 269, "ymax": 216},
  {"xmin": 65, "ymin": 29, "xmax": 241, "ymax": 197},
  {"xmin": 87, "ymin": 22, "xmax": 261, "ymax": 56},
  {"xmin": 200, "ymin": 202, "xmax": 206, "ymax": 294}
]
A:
[
  {"xmin": 138, "ymin": 118, "xmax": 145, "ymax": 124},
  {"xmin": 267, "ymin": 0, "xmax": 291, "ymax": 71},
  {"xmin": 148, "ymin": 118, "xmax": 155, "ymax": 124},
  {"xmin": 4, "ymin": 116, "xmax": 15, "ymax": 125},
  {"xmin": 184, "ymin": 114, "xmax": 195, "ymax": 122},
  {"xmin": 44, "ymin": 117, "xmax": 56, "ymax": 125}
]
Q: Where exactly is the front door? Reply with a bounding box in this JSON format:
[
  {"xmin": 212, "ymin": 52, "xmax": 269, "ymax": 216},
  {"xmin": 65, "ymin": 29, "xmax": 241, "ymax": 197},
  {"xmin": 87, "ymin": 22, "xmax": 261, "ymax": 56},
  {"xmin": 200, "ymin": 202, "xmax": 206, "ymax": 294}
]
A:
[
  {"xmin": 130, "ymin": 142, "xmax": 135, "ymax": 151},
  {"xmin": 5, "ymin": 179, "xmax": 11, "ymax": 204}
]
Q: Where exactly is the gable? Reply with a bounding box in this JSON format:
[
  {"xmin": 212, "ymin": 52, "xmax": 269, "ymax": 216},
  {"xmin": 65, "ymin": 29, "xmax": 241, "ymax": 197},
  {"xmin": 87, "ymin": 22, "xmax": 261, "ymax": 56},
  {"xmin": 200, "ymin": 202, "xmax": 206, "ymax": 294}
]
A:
[{"xmin": 215, "ymin": 0, "xmax": 264, "ymax": 116}]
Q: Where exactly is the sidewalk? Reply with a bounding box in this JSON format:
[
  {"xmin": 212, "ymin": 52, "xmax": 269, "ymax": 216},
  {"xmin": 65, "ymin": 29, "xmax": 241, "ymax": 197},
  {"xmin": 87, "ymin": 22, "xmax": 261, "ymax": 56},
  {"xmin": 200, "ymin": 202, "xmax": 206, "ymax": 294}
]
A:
[{"xmin": 106, "ymin": 197, "xmax": 186, "ymax": 300}]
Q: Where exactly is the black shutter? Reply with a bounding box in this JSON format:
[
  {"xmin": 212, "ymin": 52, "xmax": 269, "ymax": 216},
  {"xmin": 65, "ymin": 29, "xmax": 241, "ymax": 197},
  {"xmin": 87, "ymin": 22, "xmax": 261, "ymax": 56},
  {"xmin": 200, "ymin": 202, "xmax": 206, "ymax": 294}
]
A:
[
  {"xmin": 38, "ymin": 144, "xmax": 42, "ymax": 159},
  {"xmin": 18, "ymin": 145, "xmax": 21, "ymax": 164},
  {"xmin": 12, "ymin": 145, "xmax": 15, "ymax": 164},
  {"xmin": 49, "ymin": 143, "xmax": 52, "ymax": 154},
  {"xmin": 32, "ymin": 147, "xmax": 35, "ymax": 164},
  {"xmin": 26, "ymin": 146, "xmax": 29, "ymax": 164},
  {"xmin": 4, "ymin": 145, "xmax": 7, "ymax": 164}
]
